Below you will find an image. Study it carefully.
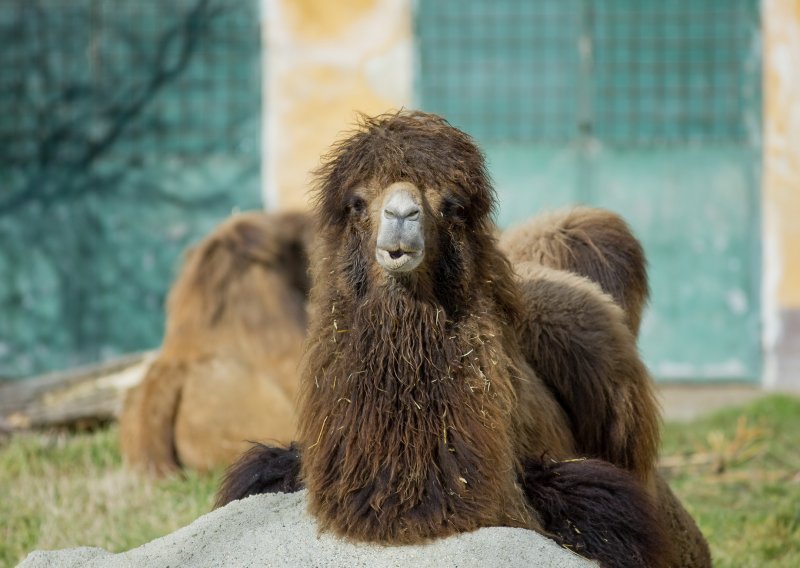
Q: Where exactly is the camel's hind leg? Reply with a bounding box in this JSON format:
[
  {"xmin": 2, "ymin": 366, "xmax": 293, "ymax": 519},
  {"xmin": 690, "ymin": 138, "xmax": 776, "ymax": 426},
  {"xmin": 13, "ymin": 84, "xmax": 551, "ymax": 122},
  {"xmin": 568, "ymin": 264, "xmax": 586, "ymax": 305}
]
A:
[{"xmin": 119, "ymin": 360, "xmax": 188, "ymax": 476}]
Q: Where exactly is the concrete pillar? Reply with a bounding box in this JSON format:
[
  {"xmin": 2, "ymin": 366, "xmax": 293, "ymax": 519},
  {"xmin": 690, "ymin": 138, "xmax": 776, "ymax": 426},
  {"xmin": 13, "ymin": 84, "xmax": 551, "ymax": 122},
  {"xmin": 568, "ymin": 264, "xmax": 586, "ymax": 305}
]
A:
[
  {"xmin": 762, "ymin": 0, "xmax": 800, "ymax": 389},
  {"xmin": 261, "ymin": 0, "xmax": 413, "ymax": 211}
]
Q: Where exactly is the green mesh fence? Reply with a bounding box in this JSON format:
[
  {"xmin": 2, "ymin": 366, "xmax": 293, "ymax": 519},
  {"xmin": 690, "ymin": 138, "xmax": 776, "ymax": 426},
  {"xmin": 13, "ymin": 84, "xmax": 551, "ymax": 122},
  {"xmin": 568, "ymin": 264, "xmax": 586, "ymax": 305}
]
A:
[
  {"xmin": 417, "ymin": 0, "xmax": 581, "ymax": 144},
  {"xmin": 417, "ymin": 0, "xmax": 760, "ymax": 146},
  {"xmin": 592, "ymin": 0, "xmax": 760, "ymax": 144},
  {"xmin": 0, "ymin": 0, "xmax": 262, "ymax": 378}
]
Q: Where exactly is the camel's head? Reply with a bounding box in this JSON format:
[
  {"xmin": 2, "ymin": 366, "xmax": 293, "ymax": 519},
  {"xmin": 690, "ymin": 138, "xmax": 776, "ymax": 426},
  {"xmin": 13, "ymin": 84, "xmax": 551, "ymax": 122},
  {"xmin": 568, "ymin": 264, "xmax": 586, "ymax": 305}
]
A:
[{"xmin": 313, "ymin": 111, "xmax": 497, "ymax": 298}]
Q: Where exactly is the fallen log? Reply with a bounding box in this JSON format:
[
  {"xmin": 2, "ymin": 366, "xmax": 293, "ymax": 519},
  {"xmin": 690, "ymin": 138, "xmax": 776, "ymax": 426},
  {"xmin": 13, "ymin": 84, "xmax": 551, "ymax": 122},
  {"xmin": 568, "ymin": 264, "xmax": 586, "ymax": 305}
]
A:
[{"xmin": 0, "ymin": 352, "xmax": 155, "ymax": 430}]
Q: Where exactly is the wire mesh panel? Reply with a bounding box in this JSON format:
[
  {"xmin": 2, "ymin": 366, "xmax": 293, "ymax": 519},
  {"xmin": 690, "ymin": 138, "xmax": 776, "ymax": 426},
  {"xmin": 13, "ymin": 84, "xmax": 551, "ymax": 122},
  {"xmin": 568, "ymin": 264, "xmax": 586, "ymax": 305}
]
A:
[
  {"xmin": 416, "ymin": 0, "xmax": 581, "ymax": 144},
  {"xmin": 0, "ymin": 0, "xmax": 262, "ymax": 378},
  {"xmin": 417, "ymin": 0, "xmax": 760, "ymax": 147},
  {"xmin": 0, "ymin": 0, "xmax": 260, "ymax": 162},
  {"xmin": 592, "ymin": 0, "xmax": 761, "ymax": 145}
]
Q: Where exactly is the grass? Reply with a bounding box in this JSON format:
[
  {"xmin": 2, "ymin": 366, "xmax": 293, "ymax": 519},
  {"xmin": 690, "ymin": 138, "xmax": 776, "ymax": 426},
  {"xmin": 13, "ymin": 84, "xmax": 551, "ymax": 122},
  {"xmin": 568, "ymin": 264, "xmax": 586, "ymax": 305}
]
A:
[
  {"xmin": 0, "ymin": 427, "xmax": 221, "ymax": 567},
  {"xmin": 1, "ymin": 395, "xmax": 798, "ymax": 567},
  {"xmin": 660, "ymin": 395, "xmax": 800, "ymax": 568}
]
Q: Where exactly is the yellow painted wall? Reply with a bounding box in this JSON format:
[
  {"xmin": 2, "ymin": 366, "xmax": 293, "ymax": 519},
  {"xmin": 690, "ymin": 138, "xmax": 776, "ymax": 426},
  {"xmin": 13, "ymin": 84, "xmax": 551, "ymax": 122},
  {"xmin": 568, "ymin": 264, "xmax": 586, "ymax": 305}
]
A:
[
  {"xmin": 764, "ymin": 0, "xmax": 800, "ymax": 309},
  {"xmin": 263, "ymin": 0, "xmax": 412, "ymax": 211}
]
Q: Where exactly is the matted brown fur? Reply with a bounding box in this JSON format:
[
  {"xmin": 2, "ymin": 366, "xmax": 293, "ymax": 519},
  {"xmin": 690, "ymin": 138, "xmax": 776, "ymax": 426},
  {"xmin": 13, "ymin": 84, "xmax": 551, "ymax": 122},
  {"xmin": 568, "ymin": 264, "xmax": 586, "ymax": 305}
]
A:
[
  {"xmin": 499, "ymin": 207, "xmax": 649, "ymax": 336},
  {"xmin": 654, "ymin": 475, "xmax": 713, "ymax": 567},
  {"xmin": 298, "ymin": 111, "xmax": 574, "ymax": 542},
  {"xmin": 119, "ymin": 211, "xmax": 312, "ymax": 475},
  {"xmin": 510, "ymin": 245, "xmax": 710, "ymax": 565},
  {"xmin": 513, "ymin": 262, "xmax": 660, "ymax": 482},
  {"xmin": 521, "ymin": 458, "xmax": 669, "ymax": 568}
]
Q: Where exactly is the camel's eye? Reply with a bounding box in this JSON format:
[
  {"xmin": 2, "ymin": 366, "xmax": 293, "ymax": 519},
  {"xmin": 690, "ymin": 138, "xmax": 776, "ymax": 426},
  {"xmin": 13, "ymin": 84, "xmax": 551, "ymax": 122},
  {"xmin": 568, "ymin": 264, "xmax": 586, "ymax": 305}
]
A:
[
  {"xmin": 347, "ymin": 195, "xmax": 367, "ymax": 217},
  {"xmin": 441, "ymin": 196, "xmax": 466, "ymax": 223}
]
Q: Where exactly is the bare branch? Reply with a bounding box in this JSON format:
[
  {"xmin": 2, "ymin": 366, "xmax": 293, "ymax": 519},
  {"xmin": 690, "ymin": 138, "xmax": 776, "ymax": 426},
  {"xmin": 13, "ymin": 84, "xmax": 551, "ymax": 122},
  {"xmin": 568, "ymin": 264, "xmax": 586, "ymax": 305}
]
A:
[{"xmin": 0, "ymin": 0, "xmax": 217, "ymax": 215}]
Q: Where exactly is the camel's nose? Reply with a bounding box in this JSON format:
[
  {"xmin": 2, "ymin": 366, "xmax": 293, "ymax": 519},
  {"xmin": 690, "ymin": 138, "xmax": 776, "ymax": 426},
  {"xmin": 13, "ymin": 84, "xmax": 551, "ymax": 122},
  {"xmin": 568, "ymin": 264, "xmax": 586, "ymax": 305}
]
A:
[{"xmin": 383, "ymin": 196, "xmax": 420, "ymax": 223}]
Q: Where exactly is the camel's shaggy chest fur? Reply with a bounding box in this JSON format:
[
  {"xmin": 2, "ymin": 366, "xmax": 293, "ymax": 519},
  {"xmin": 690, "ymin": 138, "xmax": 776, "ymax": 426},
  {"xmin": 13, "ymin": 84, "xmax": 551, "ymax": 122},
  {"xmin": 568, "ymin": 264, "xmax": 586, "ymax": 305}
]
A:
[{"xmin": 301, "ymin": 284, "xmax": 532, "ymax": 541}]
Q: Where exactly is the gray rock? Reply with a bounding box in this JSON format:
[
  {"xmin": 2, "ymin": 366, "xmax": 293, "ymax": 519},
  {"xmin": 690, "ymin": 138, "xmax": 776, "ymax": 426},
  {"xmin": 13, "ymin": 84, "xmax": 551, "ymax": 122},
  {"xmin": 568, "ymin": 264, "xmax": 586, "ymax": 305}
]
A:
[{"xmin": 19, "ymin": 490, "xmax": 595, "ymax": 568}]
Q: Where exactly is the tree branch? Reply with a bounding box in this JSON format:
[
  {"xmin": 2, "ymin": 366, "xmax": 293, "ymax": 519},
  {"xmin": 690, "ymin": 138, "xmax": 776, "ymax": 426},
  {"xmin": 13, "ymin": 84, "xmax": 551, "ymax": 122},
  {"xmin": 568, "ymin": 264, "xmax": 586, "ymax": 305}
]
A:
[{"xmin": 0, "ymin": 0, "xmax": 218, "ymax": 215}]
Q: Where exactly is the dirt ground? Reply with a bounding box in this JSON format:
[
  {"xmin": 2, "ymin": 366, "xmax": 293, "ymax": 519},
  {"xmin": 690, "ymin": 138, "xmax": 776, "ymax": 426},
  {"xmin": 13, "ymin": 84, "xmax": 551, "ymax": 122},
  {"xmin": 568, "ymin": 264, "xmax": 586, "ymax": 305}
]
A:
[{"xmin": 658, "ymin": 383, "xmax": 774, "ymax": 422}]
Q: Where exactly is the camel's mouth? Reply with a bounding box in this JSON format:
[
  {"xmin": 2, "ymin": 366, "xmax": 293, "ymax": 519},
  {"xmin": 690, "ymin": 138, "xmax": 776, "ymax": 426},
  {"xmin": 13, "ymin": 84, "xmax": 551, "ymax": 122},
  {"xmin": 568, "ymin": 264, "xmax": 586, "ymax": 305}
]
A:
[{"xmin": 376, "ymin": 247, "xmax": 424, "ymax": 273}]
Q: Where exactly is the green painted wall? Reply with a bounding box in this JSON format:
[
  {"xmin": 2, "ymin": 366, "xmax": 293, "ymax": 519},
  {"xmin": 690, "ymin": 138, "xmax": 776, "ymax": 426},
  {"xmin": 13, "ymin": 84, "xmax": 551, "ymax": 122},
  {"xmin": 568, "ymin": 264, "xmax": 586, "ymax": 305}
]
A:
[{"xmin": 416, "ymin": 0, "xmax": 762, "ymax": 380}]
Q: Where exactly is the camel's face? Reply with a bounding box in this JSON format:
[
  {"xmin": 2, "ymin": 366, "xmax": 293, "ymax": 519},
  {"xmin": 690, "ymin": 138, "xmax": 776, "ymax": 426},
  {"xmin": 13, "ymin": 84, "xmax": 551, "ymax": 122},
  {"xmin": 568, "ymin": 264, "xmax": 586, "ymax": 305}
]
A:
[{"xmin": 343, "ymin": 179, "xmax": 471, "ymax": 281}]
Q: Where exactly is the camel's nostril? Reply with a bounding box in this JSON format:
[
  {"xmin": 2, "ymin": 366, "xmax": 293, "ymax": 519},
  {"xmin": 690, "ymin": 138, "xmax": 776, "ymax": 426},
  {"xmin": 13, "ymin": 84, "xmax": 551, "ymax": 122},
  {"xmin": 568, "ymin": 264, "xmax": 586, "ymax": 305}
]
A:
[{"xmin": 388, "ymin": 250, "xmax": 404, "ymax": 260}]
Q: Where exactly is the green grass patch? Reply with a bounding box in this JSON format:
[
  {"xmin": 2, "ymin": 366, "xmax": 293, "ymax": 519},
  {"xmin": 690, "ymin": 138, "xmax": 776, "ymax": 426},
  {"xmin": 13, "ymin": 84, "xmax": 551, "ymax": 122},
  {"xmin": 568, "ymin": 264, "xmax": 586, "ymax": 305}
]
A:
[
  {"xmin": 0, "ymin": 427, "xmax": 220, "ymax": 567},
  {"xmin": 661, "ymin": 395, "xmax": 800, "ymax": 568},
  {"xmin": 1, "ymin": 394, "xmax": 798, "ymax": 567}
]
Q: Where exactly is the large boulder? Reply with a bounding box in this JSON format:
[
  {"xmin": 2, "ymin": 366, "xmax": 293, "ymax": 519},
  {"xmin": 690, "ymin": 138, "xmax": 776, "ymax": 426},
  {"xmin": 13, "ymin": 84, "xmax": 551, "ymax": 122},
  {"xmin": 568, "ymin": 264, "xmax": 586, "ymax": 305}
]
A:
[{"xmin": 20, "ymin": 491, "xmax": 595, "ymax": 567}]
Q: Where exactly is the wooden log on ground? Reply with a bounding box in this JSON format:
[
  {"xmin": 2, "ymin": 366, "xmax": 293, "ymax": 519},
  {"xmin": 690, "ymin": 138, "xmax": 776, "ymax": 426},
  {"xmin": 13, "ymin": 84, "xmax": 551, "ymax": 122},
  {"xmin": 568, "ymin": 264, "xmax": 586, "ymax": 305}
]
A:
[{"xmin": 0, "ymin": 352, "xmax": 155, "ymax": 430}]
